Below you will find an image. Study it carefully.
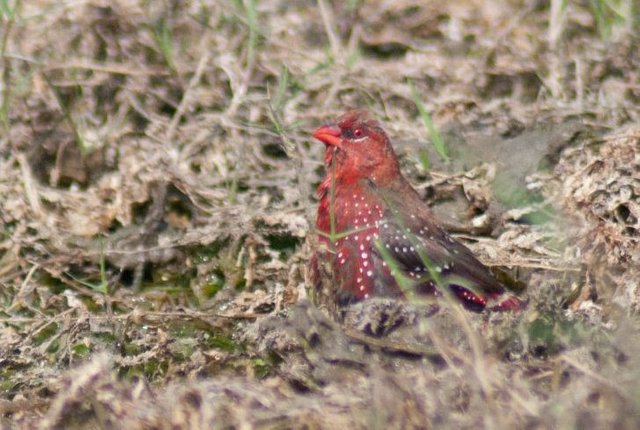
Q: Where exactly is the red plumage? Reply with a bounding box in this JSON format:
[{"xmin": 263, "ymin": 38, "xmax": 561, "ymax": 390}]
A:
[{"xmin": 311, "ymin": 110, "xmax": 523, "ymax": 312}]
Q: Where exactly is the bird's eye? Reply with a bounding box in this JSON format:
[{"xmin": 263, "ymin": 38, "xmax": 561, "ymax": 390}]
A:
[{"xmin": 342, "ymin": 127, "xmax": 365, "ymax": 139}]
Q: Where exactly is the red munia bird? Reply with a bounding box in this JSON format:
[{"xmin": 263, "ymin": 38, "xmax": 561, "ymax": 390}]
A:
[{"xmin": 312, "ymin": 110, "xmax": 523, "ymax": 312}]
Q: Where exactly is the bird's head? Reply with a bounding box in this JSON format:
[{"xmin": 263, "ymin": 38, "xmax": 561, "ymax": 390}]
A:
[{"xmin": 312, "ymin": 110, "xmax": 400, "ymax": 185}]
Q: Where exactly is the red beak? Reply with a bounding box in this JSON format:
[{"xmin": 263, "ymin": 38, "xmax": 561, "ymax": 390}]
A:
[{"xmin": 312, "ymin": 125, "xmax": 342, "ymax": 146}]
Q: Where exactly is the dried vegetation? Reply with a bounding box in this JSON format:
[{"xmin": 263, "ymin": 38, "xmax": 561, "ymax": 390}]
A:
[{"xmin": 0, "ymin": 0, "xmax": 639, "ymax": 428}]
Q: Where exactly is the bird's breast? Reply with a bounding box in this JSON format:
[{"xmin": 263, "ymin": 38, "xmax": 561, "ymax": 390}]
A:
[
  {"xmin": 316, "ymin": 184, "xmax": 386, "ymax": 240},
  {"xmin": 315, "ymin": 184, "xmax": 392, "ymax": 300}
]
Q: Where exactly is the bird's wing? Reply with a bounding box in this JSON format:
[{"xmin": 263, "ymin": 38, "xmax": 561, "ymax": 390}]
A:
[{"xmin": 373, "ymin": 212, "xmax": 505, "ymax": 296}]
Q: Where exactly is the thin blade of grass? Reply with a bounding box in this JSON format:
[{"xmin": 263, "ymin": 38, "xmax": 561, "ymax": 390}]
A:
[
  {"xmin": 272, "ymin": 66, "xmax": 289, "ymax": 111},
  {"xmin": 153, "ymin": 20, "xmax": 176, "ymax": 72},
  {"xmin": 408, "ymin": 79, "xmax": 449, "ymax": 163}
]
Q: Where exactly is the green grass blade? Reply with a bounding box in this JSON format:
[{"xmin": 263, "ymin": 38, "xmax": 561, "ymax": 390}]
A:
[
  {"xmin": 272, "ymin": 66, "xmax": 289, "ymax": 111},
  {"xmin": 408, "ymin": 79, "xmax": 449, "ymax": 163}
]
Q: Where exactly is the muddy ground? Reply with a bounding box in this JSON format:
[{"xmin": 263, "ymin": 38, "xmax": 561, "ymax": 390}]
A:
[{"xmin": 0, "ymin": 1, "xmax": 639, "ymax": 428}]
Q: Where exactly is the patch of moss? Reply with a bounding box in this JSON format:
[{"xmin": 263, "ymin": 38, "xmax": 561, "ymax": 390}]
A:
[
  {"xmin": 189, "ymin": 237, "xmax": 231, "ymax": 264},
  {"xmin": 201, "ymin": 272, "xmax": 225, "ymax": 298},
  {"xmin": 123, "ymin": 342, "xmax": 141, "ymax": 356},
  {"xmin": 72, "ymin": 342, "xmax": 91, "ymax": 358},
  {"xmin": 205, "ymin": 333, "xmax": 243, "ymax": 352},
  {"xmin": 39, "ymin": 272, "xmax": 67, "ymax": 295},
  {"xmin": 170, "ymin": 339, "xmax": 196, "ymax": 362},
  {"xmin": 32, "ymin": 322, "xmax": 59, "ymax": 346},
  {"xmin": 527, "ymin": 314, "xmax": 586, "ymax": 358},
  {"xmin": 168, "ymin": 320, "xmax": 214, "ymax": 338},
  {"xmin": 252, "ymin": 358, "xmax": 271, "ymax": 379},
  {"xmin": 93, "ymin": 331, "xmax": 117, "ymax": 344},
  {"xmin": 143, "ymin": 358, "xmax": 169, "ymax": 379},
  {"xmin": 46, "ymin": 339, "xmax": 60, "ymax": 354}
]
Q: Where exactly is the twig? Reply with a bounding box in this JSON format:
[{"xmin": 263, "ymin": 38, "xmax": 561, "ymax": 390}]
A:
[
  {"xmin": 317, "ymin": 0, "xmax": 341, "ymax": 61},
  {"xmin": 343, "ymin": 327, "xmax": 441, "ymax": 358},
  {"xmin": 0, "ymin": 310, "xmax": 258, "ymax": 325},
  {"xmin": 15, "ymin": 152, "xmax": 43, "ymax": 219},
  {"xmin": 560, "ymin": 354, "xmax": 629, "ymax": 398},
  {"xmin": 43, "ymin": 60, "xmax": 169, "ymax": 76},
  {"xmin": 167, "ymin": 38, "xmax": 211, "ymax": 142}
]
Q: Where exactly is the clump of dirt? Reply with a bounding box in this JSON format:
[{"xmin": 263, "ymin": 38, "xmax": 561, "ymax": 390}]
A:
[
  {"xmin": 13, "ymin": 298, "xmax": 640, "ymax": 429},
  {"xmin": 554, "ymin": 128, "xmax": 640, "ymax": 311}
]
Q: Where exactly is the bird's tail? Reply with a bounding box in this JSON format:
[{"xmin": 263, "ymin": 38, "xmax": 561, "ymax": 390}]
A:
[
  {"xmin": 451, "ymin": 285, "xmax": 526, "ymax": 312},
  {"xmin": 488, "ymin": 294, "xmax": 526, "ymax": 312}
]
